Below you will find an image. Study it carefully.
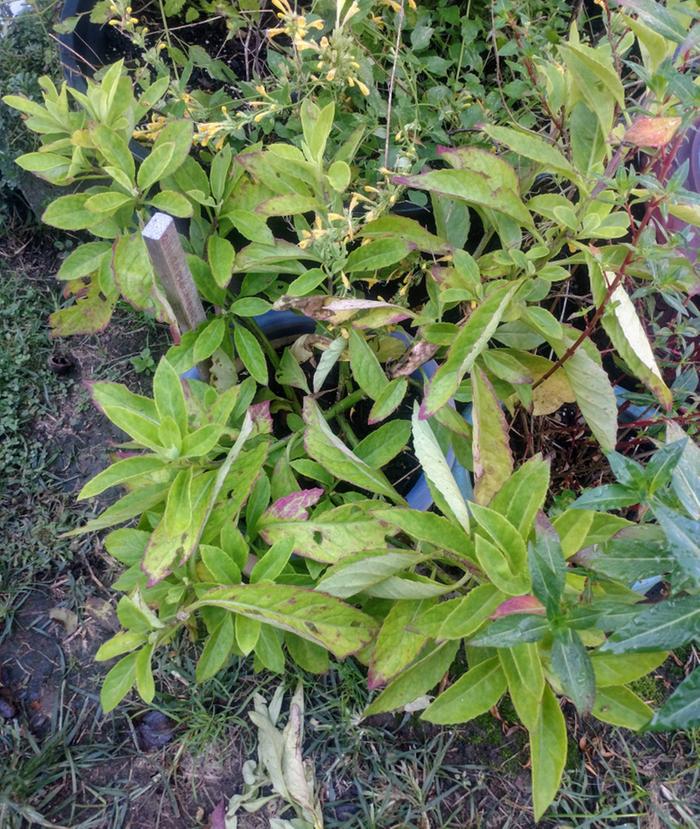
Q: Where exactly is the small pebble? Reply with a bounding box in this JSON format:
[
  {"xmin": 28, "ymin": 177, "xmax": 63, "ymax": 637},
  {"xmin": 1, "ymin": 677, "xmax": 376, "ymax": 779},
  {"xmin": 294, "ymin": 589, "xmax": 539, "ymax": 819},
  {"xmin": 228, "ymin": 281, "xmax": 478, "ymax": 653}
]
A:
[
  {"xmin": 0, "ymin": 698, "xmax": 16, "ymax": 719},
  {"xmin": 137, "ymin": 710, "xmax": 175, "ymax": 750}
]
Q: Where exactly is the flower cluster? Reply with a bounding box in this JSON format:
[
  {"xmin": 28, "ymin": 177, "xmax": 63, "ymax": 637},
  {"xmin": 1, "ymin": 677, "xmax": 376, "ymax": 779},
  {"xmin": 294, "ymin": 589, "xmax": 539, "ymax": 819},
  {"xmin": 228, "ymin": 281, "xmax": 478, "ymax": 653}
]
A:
[
  {"xmin": 267, "ymin": 0, "xmax": 324, "ymax": 52},
  {"xmin": 313, "ymin": 29, "xmax": 369, "ymax": 96}
]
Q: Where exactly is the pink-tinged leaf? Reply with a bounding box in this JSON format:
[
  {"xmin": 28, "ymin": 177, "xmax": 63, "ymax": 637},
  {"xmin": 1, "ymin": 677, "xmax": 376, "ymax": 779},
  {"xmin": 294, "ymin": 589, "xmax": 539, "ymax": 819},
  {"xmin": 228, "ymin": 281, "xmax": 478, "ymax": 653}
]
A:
[
  {"xmin": 390, "ymin": 341, "xmax": 439, "ymax": 379},
  {"xmin": 624, "ymin": 116, "xmax": 681, "ymax": 148},
  {"xmin": 249, "ymin": 400, "xmax": 273, "ymax": 434},
  {"xmin": 491, "ymin": 595, "xmax": 546, "ymax": 619},
  {"xmin": 208, "ymin": 800, "xmax": 226, "ymax": 829},
  {"xmin": 264, "ymin": 488, "xmax": 324, "ymax": 521}
]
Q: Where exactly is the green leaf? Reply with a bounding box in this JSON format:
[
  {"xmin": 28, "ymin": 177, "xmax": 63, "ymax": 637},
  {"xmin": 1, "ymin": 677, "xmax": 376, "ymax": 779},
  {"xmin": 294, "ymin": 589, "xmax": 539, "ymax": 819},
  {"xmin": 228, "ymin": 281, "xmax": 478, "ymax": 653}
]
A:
[
  {"xmin": 193, "ymin": 317, "xmax": 226, "ymax": 364},
  {"xmin": 360, "ymin": 214, "xmax": 450, "ymax": 255},
  {"xmin": 483, "ymin": 124, "xmax": 580, "ymax": 183},
  {"xmin": 422, "ymin": 657, "xmax": 506, "ymax": 724},
  {"xmin": 571, "ymin": 483, "xmax": 639, "ymax": 511},
  {"xmin": 412, "ymin": 405, "xmax": 470, "ymax": 532},
  {"xmin": 368, "ymin": 378, "xmax": 408, "ymax": 424},
  {"xmin": 499, "ymin": 644, "xmax": 544, "ymax": 730},
  {"xmin": 150, "ymin": 118, "xmax": 193, "ymax": 179},
  {"xmin": 85, "ymin": 191, "xmax": 134, "ymax": 214},
  {"xmin": 530, "ymin": 685, "xmax": 567, "ymax": 821},
  {"xmin": 551, "ymin": 628, "xmax": 595, "ymax": 714},
  {"xmin": 470, "ymin": 614, "xmax": 549, "ymax": 648},
  {"xmin": 369, "ymin": 600, "xmax": 435, "ymax": 687},
  {"xmin": 652, "ymin": 505, "xmax": 700, "ymax": 586},
  {"xmin": 424, "ymin": 282, "xmax": 520, "ymax": 416},
  {"xmin": 153, "ymin": 358, "xmax": 188, "ymax": 436},
  {"xmin": 256, "ymin": 193, "xmax": 318, "ymax": 217},
  {"xmin": 276, "ymin": 347, "xmax": 310, "ymax": 393},
  {"xmin": 666, "ymin": 423, "xmax": 700, "ymax": 519},
  {"xmin": 327, "ymin": 159, "xmax": 351, "ymax": 192},
  {"xmin": 599, "ymin": 596, "xmax": 700, "ymax": 654},
  {"xmin": 181, "ymin": 423, "xmax": 225, "ymax": 458},
  {"xmin": 91, "ymin": 381, "xmax": 162, "ymax": 451},
  {"xmin": 648, "ymin": 668, "xmax": 700, "ymax": 731},
  {"xmin": 285, "ymin": 634, "xmax": 329, "ymax": 674},
  {"xmin": 143, "ymin": 471, "xmax": 215, "ymax": 583},
  {"xmin": 78, "ymin": 455, "xmax": 166, "ymax": 499},
  {"xmin": 490, "ymin": 456, "xmax": 550, "ymax": 540},
  {"xmin": 208, "ymin": 235, "xmax": 235, "ymax": 288},
  {"xmin": 591, "ymin": 685, "xmax": 652, "ymax": 730},
  {"xmin": 554, "ymin": 337, "xmax": 617, "ymax": 452},
  {"xmin": 364, "ymin": 641, "xmax": 459, "ymax": 716},
  {"xmin": 354, "ymin": 421, "xmax": 411, "ymax": 469},
  {"xmin": 93, "ymin": 124, "xmax": 135, "ymax": 180},
  {"xmin": 64, "ymin": 484, "xmax": 168, "ymax": 537},
  {"xmin": 226, "ymin": 209, "xmax": 274, "ymax": 245},
  {"xmin": 209, "ymin": 143, "xmax": 231, "ymax": 201},
  {"xmin": 373, "ymin": 508, "xmax": 475, "ymax": 561},
  {"xmin": 316, "ymin": 550, "xmax": 421, "ymax": 599},
  {"xmin": 100, "ymin": 652, "xmax": 138, "ymax": 713},
  {"xmin": 95, "ymin": 630, "xmax": 147, "ymax": 662},
  {"xmin": 200, "ymin": 545, "xmax": 242, "ymax": 584},
  {"xmin": 193, "ymin": 582, "xmax": 377, "ymax": 658},
  {"xmin": 528, "ymin": 514, "xmax": 566, "ymax": 616},
  {"xmin": 137, "ymin": 141, "xmax": 176, "ymax": 191},
  {"xmin": 149, "ymin": 189, "xmax": 193, "ymax": 218},
  {"xmin": 345, "ymin": 238, "xmax": 413, "ymax": 272},
  {"xmin": 251, "ymin": 538, "xmax": 294, "ymax": 583},
  {"xmin": 348, "ymin": 329, "xmax": 388, "ymax": 400},
  {"xmin": 134, "ymin": 643, "xmax": 155, "ymax": 703},
  {"xmin": 590, "ymin": 651, "xmax": 668, "ymax": 687},
  {"xmin": 475, "ymin": 534, "xmax": 530, "ymax": 596},
  {"xmin": 303, "ymin": 398, "xmax": 403, "ymax": 504},
  {"xmin": 57, "ymin": 242, "xmax": 112, "ymax": 280},
  {"xmin": 196, "ymin": 614, "xmax": 235, "ymax": 682},
  {"xmin": 230, "ymin": 297, "xmax": 272, "ymax": 317},
  {"xmin": 42, "ymin": 194, "xmax": 93, "ymax": 230},
  {"xmin": 234, "ymin": 326, "xmax": 268, "ymax": 385},
  {"xmin": 260, "ymin": 502, "xmax": 390, "ymax": 563},
  {"xmin": 395, "ymin": 168, "xmax": 532, "ymax": 227},
  {"xmin": 236, "ymin": 614, "xmax": 261, "ymax": 655},
  {"xmin": 287, "ymin": 267, "xmax": 327, "ymax": 297},
  {"xmin": 470, "ymin": 504, "xmax": 527, "ymax": 580},
  {"xmin": 583, "ymin": 524, "xmax": 673, "ymax": 582},
  {"xmin": 413, "ymin": 585, "xmax": 504, "ymax": 640},
  {"xmin": 301, "ymin": 99, "xmax": 334, "ymax": 162}
]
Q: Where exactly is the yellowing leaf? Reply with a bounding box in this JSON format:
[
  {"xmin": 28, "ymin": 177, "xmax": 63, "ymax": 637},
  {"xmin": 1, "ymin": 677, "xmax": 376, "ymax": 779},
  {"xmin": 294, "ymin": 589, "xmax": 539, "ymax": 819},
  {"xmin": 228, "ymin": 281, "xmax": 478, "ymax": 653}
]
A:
[
  {"xmin": 472, "ymin": 367, "xmax": 513, "ymax": 505},
  {"xmin": 530, "ymin": 685, "xmax": 567, "ymax": 821}
]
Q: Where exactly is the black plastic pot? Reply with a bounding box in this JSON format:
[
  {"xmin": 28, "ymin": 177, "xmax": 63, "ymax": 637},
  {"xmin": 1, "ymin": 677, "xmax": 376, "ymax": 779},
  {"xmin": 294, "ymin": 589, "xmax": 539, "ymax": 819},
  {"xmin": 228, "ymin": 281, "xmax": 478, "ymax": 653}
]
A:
[
  {"xmin": 183, "ymin": 310, "xmax": 472, "ymax": 511},
  {"xmin": 59, "ymin": 0, "xmax": 110, "ymax": 92}
]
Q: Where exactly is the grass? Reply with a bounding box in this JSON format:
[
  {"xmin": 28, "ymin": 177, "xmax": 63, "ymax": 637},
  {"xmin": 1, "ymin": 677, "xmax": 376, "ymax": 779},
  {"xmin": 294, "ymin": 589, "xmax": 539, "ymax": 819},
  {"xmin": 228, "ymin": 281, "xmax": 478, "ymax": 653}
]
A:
[{"xmin": 0, "ymin": 253, "xmax": 78, "ymax": 618}]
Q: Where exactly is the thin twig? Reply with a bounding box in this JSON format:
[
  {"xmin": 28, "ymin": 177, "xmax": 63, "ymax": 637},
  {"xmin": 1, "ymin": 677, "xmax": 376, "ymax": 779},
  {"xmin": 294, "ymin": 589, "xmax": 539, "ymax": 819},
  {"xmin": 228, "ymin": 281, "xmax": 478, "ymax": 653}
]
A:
[{"xmin": 384, "ymin": 0, "xmax": 405, "ymax": 169}]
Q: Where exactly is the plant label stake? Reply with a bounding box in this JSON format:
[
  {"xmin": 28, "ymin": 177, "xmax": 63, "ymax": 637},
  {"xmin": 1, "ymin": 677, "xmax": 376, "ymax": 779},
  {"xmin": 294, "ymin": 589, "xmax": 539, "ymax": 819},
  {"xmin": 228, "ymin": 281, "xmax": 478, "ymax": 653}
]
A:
[
  {"xmin": 143, "ymin": 212, "xmax": 206, "ymax": 335},
  {"xmin": 143, "ymin": 212, "xmax": 210, "ymax": 381}
]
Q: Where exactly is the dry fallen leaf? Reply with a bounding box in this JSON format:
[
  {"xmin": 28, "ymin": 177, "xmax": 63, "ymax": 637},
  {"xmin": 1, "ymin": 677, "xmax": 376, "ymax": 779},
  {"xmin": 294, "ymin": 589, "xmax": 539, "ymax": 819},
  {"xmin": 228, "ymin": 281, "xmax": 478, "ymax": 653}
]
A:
[{"xmin": 49, "ymin": 607, "xmax": 79, "ymax": 635}]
